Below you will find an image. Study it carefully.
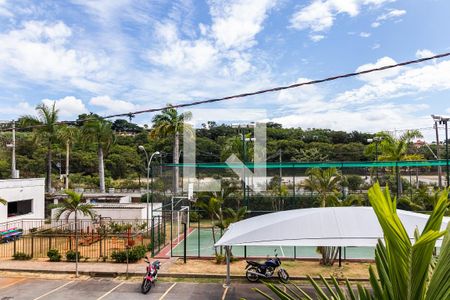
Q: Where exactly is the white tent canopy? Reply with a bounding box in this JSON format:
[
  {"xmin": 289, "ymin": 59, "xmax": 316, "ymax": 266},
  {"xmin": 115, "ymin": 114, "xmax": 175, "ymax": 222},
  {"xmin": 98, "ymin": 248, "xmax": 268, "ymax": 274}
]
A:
[{"xmin": 215, "ymin": 207, "xmax": 450, "ymax": 248}]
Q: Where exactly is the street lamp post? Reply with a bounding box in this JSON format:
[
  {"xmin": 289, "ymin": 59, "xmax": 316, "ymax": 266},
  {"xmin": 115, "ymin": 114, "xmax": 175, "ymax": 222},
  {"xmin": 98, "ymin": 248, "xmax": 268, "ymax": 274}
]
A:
[
  {"xmin": 138, "ymin": 146, "xmax": 160, "ymax": 237},
  {"xmin": 432, "ymin": 115, "xmax": 443, "ymax": 188},
  {"xmin": 431, "ymin": 115, "xmax": 450, "ymax": 188},
  {"xmin": 232, "ymin": 123, "xmax": 255, "ymax": 208},
  {"xmin": 368, "ymin": 136, "xmax": 382, "ymax": 180}
]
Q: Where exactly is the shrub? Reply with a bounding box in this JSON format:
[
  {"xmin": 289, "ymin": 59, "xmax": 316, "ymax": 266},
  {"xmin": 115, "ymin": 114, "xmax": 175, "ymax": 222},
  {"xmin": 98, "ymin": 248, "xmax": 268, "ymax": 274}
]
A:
[
  {"xmin": 111, "ymin": 245, "xmax": 147, "ymax": 263},
  {"xmin": 13, "ymin": 252, "xmax": 32, "ymax": 260},
  {"xmin": 66, "ymin": 250, "xmax": 81, "ymax": 262},
  {"xmin": 47, "ymin": 249, "xmax": 61, "ymax": 262},
  {"xmin": 215, "ymin": 254, "xmax": 225, "ymax": 264}
]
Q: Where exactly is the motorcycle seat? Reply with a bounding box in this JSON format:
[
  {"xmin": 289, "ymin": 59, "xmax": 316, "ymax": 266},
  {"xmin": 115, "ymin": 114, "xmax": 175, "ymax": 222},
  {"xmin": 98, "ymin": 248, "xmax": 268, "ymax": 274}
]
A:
[{"xmin": 246, "ymin": 260, "xmax": 264, "ymax": 267}]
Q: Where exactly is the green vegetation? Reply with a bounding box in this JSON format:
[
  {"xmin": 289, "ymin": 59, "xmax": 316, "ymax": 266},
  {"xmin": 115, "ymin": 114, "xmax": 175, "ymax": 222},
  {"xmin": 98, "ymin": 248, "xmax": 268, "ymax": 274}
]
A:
[
  {"xmin": 111, "ymin": 245, "xmax": 147, "ymax": 263},
  {"xmin": 12, "ymin": 252, "xmax": 32, "ymax": 260},
  {"xmin": 47, "ymin": 249, "xmax": 62, "ymax": 262},
  {"xmin": 0, "ymin": 197, "xmax": 6, "ymax": 205},
  {"xmin": 53, "ymin": 190, "xmax": 94, "ymax": 276},
  {"xmin": 254, "ymin": 184, "xmax": 450, "ymax": 299},
  {"xmin": 66, "ymin": 250, "xmax": 81, "ymax": 262}
]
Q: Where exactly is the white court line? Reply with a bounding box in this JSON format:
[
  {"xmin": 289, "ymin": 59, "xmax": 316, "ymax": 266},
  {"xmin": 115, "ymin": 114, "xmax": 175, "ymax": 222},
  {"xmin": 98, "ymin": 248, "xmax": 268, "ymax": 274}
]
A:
[
  {"xmin": 159, "ymin": 282, "xmax": 177, "ymax": 300},
  {"xmin": 33, "ymin": 280, "xmax": 74, "ymax": 300},
  {"xmin": 221, "ymin": 286, "xmax": 229, "ymax": 300},
  {"xmin": 0, "ymin": 278, "xmax": 26, "ymax": 290},
  {"xmin": 96, "ymin": 282, "xmax": 125, "ymax": 300}
]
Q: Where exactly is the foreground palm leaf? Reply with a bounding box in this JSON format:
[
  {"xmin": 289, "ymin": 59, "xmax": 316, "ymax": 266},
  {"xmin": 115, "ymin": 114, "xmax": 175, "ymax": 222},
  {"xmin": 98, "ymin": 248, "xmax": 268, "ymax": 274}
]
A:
[{"xmin": 254, "ymin": 183, "xmax": 449, "ymax": 300}]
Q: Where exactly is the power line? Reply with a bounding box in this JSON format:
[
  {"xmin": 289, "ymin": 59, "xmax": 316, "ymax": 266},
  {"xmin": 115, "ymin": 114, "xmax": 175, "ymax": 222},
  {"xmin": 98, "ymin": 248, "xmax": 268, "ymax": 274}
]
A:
[{"xmin": 1, "ymin": 51, "xmax": 450, "ymax": 132}]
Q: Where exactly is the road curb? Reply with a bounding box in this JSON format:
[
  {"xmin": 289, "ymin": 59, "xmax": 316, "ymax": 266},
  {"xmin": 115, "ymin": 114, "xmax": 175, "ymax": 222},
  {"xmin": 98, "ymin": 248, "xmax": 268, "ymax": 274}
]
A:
[{"xmin": 0, "ymin": 268, "xmax": 370, "ymax": 282}]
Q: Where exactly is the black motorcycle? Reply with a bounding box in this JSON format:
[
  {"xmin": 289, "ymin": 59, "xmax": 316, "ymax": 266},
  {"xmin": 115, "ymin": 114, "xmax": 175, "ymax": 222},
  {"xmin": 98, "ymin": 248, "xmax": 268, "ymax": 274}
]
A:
[{"xmin": 245, "ymin": 251, "xmax": 289, "ymax": 283}]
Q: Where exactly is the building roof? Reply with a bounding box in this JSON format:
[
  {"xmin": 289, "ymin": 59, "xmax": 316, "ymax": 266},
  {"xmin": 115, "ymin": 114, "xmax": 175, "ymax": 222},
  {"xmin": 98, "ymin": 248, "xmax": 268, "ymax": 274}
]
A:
[{"xmin": 215, "ymin": 207, "xmax": 449, "ymax": 247}]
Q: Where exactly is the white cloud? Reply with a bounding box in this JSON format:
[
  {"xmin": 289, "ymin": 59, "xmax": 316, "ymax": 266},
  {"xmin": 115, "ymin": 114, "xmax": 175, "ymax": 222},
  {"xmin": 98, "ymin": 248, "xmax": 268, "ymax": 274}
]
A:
[
  {"xmin": 372, "ymin": 8, "xmax": 405, "ymax": 27},
  {"xmin": 0, "ymin": 0, "xmax": 12, "ymax": 17},
  {"xmin": 355, "ymin": 56, "xmax": 399, "ymax": 82},
  {"xmin": 1, "ymin": 102, "xmax": 35, "ymax": 117},
  {"xmin": 359, "ymin": 32, "xmax": 371, "ymax": 38},
  {"xmin": 272, "ymin": 103, "xmax": 429, "ymax": 133},
  {"xmin": 376, "ymin": 8, "xmax": 406, "ymax": 21},
  {"xmin": 147, "ymin": 22, "xmax": 218, "ymax": 72},
  {"xmin": 372, "ymin": 43, "xmax": 381, "ymax": 49},
  {"xmin": 335, "ymin": 57, "xmax": 450, "ymax": 104},
  {"xmin": 416, "ymin": 49, "xmax": 435, "ymax": 59},
  {"xmin": 310, "ymin": 34, "xmax": 325, "ymax": 42},
  {"xmin": 209, "ymin": 0, "xmax": 278, "ymax": 50},
  {"xmin": 89, "ymin": 95, "xmax": 137, "ymax": 115},
  {"xmin": 0, "ymin": 21, "xmax": 108, "ymax": 92},
  {"xmin": 290, "ymin": 0, "xmax": 394, "ymax": 32},
  {"xmin": 42, "ymin": 96, "xmax": 88, "ymax": 119}
]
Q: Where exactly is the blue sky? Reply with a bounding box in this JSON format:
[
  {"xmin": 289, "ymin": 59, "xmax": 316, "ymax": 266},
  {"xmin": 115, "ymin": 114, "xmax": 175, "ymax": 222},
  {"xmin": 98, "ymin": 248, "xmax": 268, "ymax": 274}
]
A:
[{"xmin": 0, "ymin": 0, "xmax": 450, "ymax": 137}]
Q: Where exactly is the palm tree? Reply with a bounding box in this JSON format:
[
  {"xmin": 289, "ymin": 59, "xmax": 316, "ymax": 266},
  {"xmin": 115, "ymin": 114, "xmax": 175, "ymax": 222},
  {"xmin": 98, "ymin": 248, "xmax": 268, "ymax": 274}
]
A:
[
  {"xmin": 303, "ymin": 168, "xmax": 342, "ymax": 207},
  {"xmin": 151, "ymin": 105, "xmax": 192, "ymax": 195},
  {"xmin": 57, "ymin": 125, "xmax": 79, "ymax": 189},
  {"xmin": 82, "ymin": 117, "xmax": 115, "ymax": 193},
  {"xmin": 0, "ymin": 198, "xmax": 6, "ymax": 205},
  {"xmin": 20, "ymin": 102, "xmax": 59, "ymax": 192},
  {"xmin": 368, "ymin": 130, "xmax": 423, "ymax": 197},
  {"xmin": 303, "ymin": 168, "xmax": 343, "ymax": 265},
  {"xmin": 53, "ymin": 190, "xmax": 95, "ymax": 277},
  {"xmin": 195, "ymin": 196, "xmax": 223, "ymax": 256}
]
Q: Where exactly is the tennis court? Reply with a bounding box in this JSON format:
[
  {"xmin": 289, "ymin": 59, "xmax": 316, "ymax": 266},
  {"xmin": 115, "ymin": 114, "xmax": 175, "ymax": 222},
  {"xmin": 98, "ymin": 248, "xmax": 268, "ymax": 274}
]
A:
[{"xmin": 171, "ymin": 228, "xmax": 375, "ymax": 259}]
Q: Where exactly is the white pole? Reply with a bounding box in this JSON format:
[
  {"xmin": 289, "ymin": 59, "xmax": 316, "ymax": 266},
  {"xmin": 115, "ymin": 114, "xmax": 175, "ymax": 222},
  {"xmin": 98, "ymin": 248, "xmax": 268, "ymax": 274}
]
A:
[
  {"xmin": 225, "ymin": 246, "xmax": 231, "ymax": 287},
  {"xmin": 11, "ymin": 121, "xmax": 17, "ymax": 178}
]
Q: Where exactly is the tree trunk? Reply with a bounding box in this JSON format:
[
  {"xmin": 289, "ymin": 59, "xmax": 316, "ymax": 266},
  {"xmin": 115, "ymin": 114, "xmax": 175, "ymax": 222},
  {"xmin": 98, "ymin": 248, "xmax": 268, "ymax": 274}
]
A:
[
  {"xmin": 173, "ymin": 131, "xmax": 180, "ymax": 195},
  {"xmin": 98, "ymin": 146, "xmax": 105, "ymax": 193},
  {"xmin": 65, "ymin": 140, "xmax": 70, "ymax": 190},
  {"xmin": 75, "ymin": 213, "xmax": 79, "ymax": 277},
  {"xmin": 46, "ymin": 143, "xmax": 52, "ymax": 192}
]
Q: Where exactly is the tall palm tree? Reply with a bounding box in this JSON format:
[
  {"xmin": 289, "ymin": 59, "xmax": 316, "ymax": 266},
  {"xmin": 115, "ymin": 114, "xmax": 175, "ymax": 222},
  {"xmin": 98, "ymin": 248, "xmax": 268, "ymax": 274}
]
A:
[
  {"xmin": 53, "ymin": 190, "xmax": 94, "ymax": 277},
  {"xmin": 151, "ymin": 105, "xmax": 192, "ymax": 195},
  {"xmin": 82, "ymin": 118, "xmax": 115, "ymax": 193},
  {"xmin": 303, "ymin": 168, "xmax": 342, "ymax": 207},
  {"xmin": 20, "ymin": 102, "xmax": 59, "ymax": 192},
  {"xmin": 369, "ymin": 130, "xmax": 423, "ymax": 196},
  {"xmin": 57, "ymin": 125, "xmax": 79, "ymax": 189}
]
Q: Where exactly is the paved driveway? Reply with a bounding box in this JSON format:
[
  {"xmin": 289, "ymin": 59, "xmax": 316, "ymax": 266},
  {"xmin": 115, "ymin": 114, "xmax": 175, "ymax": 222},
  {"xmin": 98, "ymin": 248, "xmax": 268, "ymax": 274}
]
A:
[{"xmin": 0, "ymin": 277, "xmax": 287, "ymax": 300}]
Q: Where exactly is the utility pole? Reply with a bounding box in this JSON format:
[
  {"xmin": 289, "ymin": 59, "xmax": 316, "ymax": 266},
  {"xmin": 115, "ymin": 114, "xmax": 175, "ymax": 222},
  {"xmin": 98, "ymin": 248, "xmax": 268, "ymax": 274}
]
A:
[{"xmin": 432, "ymin": 116, "xmax": 443, "ymax": 188}]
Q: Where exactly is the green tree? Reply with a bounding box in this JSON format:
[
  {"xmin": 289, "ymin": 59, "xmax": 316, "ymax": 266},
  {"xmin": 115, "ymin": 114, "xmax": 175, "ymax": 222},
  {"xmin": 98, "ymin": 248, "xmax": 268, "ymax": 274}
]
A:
[
  {"xmin": 0, "ymin": 198, "xmax": 6, "ymax": 205},
  {"xmin": 53, "ymin": 190, "xmax": 95, "ymax": 277},
  {"xmin": 195, "ymin": 196, "xmax": 223, "ymax": 256},
  {"xmin": 367, "ymin": 130, "xmax": 423, "ymax": 197},
  {"xmin": 303, "ymin": 168, "xmax": 342, "ymax": 207},
  {"xmin": 303, "ymin": 168, "xmax": 342, "ymax": 265},
  {"xmin": 57, "ymin": 125, "xmax": 80, "ymax": 189},
  {"xmin": 82, "ymin": 117, "xmax": 115, "ymax": 193},
  {"xmin": 151, "ymin": 105, "xmax": 191, "ymax": 194},
  {"xmin": 20, "ymin": 102, "xmax": 59, "ymax": 192}
]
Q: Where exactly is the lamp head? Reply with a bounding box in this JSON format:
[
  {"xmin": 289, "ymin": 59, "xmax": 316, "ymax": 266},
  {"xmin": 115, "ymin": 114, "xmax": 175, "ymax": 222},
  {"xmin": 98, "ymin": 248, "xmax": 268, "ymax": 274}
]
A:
[
  {"xmin": 138, "ymin": 145, "xmax": 145, "ymax": 151},
  {"xmin": 154, "ymin": 151, "xmax": 160, "ymax": 155}
]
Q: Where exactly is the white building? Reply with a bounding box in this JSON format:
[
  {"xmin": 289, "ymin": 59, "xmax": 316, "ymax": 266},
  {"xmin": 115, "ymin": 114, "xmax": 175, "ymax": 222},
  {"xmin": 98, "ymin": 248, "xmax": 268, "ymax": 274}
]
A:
[{"xmin": 0, "ymin": 178, "xmax": 45, "ymax": 230}]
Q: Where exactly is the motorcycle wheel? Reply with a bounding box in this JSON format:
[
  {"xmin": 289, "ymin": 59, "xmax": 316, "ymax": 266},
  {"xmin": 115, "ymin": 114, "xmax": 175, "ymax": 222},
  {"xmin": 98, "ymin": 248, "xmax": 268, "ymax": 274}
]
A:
[
  {"xmin": 141, "ymin": 278, "xmax": 152, "ymax": 294},
  {"xmin": 278, "ymin": 269, "xmax": 289, "ymax": 283},
  {"xmin": 245, "ymin": 267, "xmax": 259, "ymax": 282}
]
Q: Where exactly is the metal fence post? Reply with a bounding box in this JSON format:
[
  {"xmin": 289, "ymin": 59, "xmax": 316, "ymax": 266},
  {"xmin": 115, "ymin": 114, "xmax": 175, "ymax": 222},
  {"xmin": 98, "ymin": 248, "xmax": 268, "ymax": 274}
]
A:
[
  {"xmin": 31, "ymin": 235, "xmax": 34, "ymax": 258},
  {"xmin": 197, "ymin": 217, "xmax": 200, "ymax": 258}
]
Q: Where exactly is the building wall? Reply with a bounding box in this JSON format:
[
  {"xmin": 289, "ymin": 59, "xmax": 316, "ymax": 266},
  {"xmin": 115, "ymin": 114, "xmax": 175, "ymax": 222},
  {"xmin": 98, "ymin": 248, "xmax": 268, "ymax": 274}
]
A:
[{"xmin": 0, "ymin": 178, "xmax": 45, "ymax": 225}]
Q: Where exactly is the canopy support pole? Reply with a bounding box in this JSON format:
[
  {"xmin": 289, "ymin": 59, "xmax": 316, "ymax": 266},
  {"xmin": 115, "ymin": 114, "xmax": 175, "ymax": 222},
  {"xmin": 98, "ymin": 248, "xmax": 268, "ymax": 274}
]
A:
[
  {"xmin": 338, "ymin": 247, "xmax": 342, "ymax": 267},
  {"xmin": 225, "ymin": 246, "xmax": 231, "ymax": 287}
]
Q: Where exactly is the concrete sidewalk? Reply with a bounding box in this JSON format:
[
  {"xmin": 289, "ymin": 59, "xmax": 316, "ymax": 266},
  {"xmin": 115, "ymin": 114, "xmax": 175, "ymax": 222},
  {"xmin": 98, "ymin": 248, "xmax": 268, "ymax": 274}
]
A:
[{"xmin": 0, "ymin": 259, "xmax": 167, "ymax": 276}]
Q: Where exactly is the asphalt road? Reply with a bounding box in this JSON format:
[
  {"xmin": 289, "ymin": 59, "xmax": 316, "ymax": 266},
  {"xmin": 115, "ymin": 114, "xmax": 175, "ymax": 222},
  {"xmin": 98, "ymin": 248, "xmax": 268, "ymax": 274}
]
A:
[{"xmin": 0, "ymin": 277, "xmax": 290, "ymax": 300}]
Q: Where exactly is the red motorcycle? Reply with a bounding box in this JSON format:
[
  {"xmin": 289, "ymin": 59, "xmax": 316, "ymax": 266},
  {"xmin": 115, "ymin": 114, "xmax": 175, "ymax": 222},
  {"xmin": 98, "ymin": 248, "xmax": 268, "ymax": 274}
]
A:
[{"xmin": 141, "ymin": 258, "xmax": 161, "ymax": 294}]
